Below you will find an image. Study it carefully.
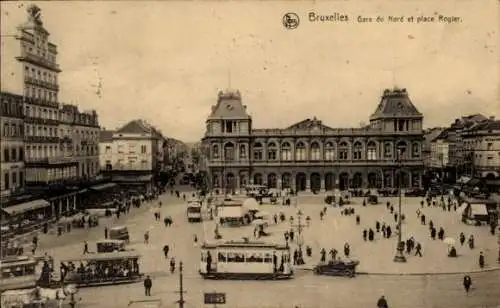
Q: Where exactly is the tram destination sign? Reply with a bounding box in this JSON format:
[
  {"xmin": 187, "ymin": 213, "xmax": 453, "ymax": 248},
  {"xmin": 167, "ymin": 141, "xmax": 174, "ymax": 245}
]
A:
[{"xmin": 204, "ymin": 292, "xmax": 226, "ymax": 305}]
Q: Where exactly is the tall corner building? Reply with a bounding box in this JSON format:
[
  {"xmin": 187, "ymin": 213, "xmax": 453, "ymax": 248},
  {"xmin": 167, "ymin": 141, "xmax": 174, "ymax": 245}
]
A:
[{"xmin": 202, "ymin": 88, "xmax": 425, "ymax": 192}]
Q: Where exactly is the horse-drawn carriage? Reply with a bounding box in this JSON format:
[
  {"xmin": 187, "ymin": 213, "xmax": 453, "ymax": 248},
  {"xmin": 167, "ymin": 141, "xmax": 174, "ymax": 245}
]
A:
[{"xmin": 313, "ymin": 259, "xmax": 360, "ymax": 277}]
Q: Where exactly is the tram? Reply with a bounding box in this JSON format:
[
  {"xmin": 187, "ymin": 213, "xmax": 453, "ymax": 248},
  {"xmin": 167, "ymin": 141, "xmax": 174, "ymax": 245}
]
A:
[
  {"xmin": 199, "ymin": 239, "xmax": 293, "ymax": 280},
  {"xmin": 186, "ymin": 198, "xmax": 203, "ymax": 222},
  {"xmin": 58, "ymin": 251, "xmax": 143, "ymax": 287},
  {"xmin": 0, "ymin": 256, "xmax": 39, "ymax": 292}
]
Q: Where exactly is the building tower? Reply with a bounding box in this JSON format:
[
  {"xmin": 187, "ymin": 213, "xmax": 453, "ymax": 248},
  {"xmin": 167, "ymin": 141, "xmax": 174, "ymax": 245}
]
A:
[
  {"xmin": 369, "ymin": 87, "xmax": 424, "ymax": 187},
  {"xmin": 14, "ymin": 5, "xmax": 73, "ymax": 186},
  {"xmin": 203, "ymin": 90, "xmax": 252, "ymax": 193}
]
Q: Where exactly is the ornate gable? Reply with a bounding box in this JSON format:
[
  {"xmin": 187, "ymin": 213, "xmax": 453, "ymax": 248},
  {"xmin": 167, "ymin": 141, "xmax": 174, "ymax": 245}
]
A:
[{"xmin": 286, "ymin": 117, "xmax": 334, "ymax": 131}]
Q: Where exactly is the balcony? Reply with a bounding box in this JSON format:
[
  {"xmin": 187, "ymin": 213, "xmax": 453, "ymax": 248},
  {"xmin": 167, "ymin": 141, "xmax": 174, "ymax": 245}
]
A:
[
  {"xmin": 205, "ymin": 128, "xmax": 424, "ymax": 138},
  {"xmin": 106, "ymin": 164, "xmax": 152, "ymax": 171},
  {"xmin": 16, "ymin": 51, "xmax": 61, "ymax": 72},
  {"xmin": 24, "ymin": 116, "xmax": 60, "ymax": 126},
  {"xmin": 24, "ymin": 76, "xmax": 59, "ymax": 91},
  {"xmin": 25, "ymin": 136, "xmax": 60, "ymax": 143},
  {"xmin": 207, "ymin": 159, "xmax": 424, "ymax": 168},
  {"xmin": 25, "ymin": 156, "xmax": 76, "ymax": 166},
  {"xmin": 23, "ymin": 97, "xmax": 59, "ymax": 108}
]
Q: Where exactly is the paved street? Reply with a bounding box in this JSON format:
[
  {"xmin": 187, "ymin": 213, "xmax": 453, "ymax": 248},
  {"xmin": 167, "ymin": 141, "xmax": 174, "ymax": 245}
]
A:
[
  {"xmin": 34, "ymin": 190, "xmax": 500, "ymax": 307},
  {"xmin": 205, "ymin": 194, "xmax": 499, "ymax": 274},
  {"xmin": 76, "ymin": 271, "xmax": 500, "ymax": 308}
]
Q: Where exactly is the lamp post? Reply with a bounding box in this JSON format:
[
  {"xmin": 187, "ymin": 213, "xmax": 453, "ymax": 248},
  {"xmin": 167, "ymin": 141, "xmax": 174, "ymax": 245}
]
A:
[
  {"xmin": 394, "ymin": 149, "xmax": 407, "ymax": 263},
  {"xmin": 293, "ymin": 198, "xmax": 306, "ymax": 265}
]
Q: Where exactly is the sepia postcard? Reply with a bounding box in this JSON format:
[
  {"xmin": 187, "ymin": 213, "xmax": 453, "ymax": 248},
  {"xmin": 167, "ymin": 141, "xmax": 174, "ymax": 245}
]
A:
[{"xmin": 0, "ymin": 1, "xmax": 499, "ymax": 308}]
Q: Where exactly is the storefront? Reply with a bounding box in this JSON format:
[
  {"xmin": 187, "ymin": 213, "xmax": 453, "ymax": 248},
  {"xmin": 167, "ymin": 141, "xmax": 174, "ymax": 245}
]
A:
[
  {"xmin": 112, "ymin": 174, "xmax": 154, "ymax": 195},
  {"xmin": 1, "ymin": 199, "xmax": 53, "ymax": 238},
  {"xmin": 82, "ymin": 182, "xmax": 121, "ymax": 209}
]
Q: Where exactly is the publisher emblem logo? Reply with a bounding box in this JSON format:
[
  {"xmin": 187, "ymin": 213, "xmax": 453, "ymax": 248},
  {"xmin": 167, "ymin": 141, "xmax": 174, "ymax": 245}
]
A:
[{"xmin": 283, "ymin": 13, "xmax": 300, "ymax": 29}]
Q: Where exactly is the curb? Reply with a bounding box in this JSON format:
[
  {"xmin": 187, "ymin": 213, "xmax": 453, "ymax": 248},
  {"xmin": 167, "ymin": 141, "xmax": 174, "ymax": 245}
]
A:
[{"xmin": 296, "ymin": 266, "xmax": 500, "ymax": 276}]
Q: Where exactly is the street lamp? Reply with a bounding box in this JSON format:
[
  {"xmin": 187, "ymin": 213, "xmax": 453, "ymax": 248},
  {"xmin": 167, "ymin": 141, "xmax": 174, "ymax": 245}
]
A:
[
  {"xmin": 292, "ymin": 198, "xmax": 306, "ymax": 265},
  {"xmin": 393, "ymin": 149, "xmax": 407, "ymax": 263}
]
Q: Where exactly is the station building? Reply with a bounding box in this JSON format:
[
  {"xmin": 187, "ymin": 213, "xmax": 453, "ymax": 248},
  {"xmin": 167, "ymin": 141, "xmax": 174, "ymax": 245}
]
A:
[{"xmin": 202, "ymin": 88, "xmax": 425, "ymax": 192}]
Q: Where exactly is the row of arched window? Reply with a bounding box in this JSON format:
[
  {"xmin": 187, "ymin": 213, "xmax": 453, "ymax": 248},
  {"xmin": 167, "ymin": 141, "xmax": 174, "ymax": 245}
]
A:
[{"xmin": 211, "ymin": 140, "xmax": 420, "ymax": 161}]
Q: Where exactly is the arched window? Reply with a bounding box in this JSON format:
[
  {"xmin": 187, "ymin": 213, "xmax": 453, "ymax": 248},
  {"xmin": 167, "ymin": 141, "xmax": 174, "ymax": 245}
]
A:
[
  {"xmin": 239, "ymin": 144, "xmax": 247, "ymax": 159},
  {"xmin": 295, "ymin": 141, "xmax": 306, "ymax": 161},
  {"xmin": 384, "ymin": 142, "xmax": 392, "ymax": 159},
  {"xmin": 281, "ymin": 142, "xmax": 292, "ymax": 161},
  {"xmin": 367, "ymin": 141, "xmax": 377, "ymax": 160},
  {"xmin": 339, "ymin": 142, "xmax": 349, "ymax": 160},
  {"xmin": 396, "ymin": 141, "xmax": 408, "ymax": 159},
  {"xmin": 353, "ymin": 142, "xmax": 362, "ymax": 160},
  {"xmin": 310, "ymin": 142, "xmax": 321, "ymax": 160},
  {"xmin": 267, "ymin": 142, "xmax": 277, "ymax": 160},
  {"xmin": 324, "ymin": 142, "xmax": 335, "ymax": 161},
  {"xmin": 212, "ymin": 144, "xmax": 219, "ymax": 159},
  {"xmin": 253, "ymin": 142, "xmax": 263, "ymax": 160},
  {"xmin": 411, "ymin": 142, "xmax": 420, "ymax": 158},
  {"xmin": 224, "ymin": 142, "xmax": 235, "ymax": 161}
]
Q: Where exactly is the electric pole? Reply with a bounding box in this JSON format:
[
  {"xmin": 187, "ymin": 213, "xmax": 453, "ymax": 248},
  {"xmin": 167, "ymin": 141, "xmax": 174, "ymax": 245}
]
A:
[{"xmin": 177, "ymin": 261, "xmax": 186, "ymax": 308}]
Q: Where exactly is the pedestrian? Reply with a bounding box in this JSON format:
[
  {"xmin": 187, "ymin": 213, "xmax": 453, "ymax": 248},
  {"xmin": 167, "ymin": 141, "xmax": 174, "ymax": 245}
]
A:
[
  {"xmin": 144, "ymin": 275, "xmax": 152, "ymax": 296},
  {"xmin": 363, "ymin": 229, "xmax": 367, "ymax": 241},
  {"xmin": 290, "ymin": 229, "xmax": 295, "ymax": 241},
  {"xmin": 104, "ymin": 226, "xmax": 108, "ymax": 239},
  {"xmin": 430, "ymin": 227, "xmax": 436, "ymax": 240},
  {"xmin": 377, "ymin": 295, "xmax": 389, "ymax": 308},
  {"xmin": 274, "ymin": 214, "xmax": 278, "ymax": 224},
  {"xmin": 386, "ymin": 226, "xmax": 392, "ymax": 238},
  {"xmin": 415, "ymin": 242, "xmax": 423, "ymax": 257},
  {"xmin": 355, "ymin": 215, "xmax": 360, "ymax": 225},
  {"xmin": 368, "ymin": 228, "xmax": 374, "ymax": 241},
  {"xmin": 438, "ymin": 227, "xmax": 445, "ymax": 240},
  {"xmin": 420, "ymin": 200, "xmax": 424, "ymax": 208},
  {"xmin": 376, "ymin": 221, "xmax": 380, "ymax": 232},
  {"xmin": 320, "ymin": 248, "xmax": 326, "ymax": 262},
  {"xmin": 144, "ymin": 231, "xmax": 150, "ymax": 244},
  {"xmin": 420, "ymin": 214, "xmax": 426, "ymax": 225},
  {"xmin": 479, "ymin": 251, "xmax": 485, "ymax": 268},
  {"xmin": 386, "ymin": 201, "xmax": 390, "ymax": 209},
  {"xmin": 459, "ymin": 232, "xmax": 466, "ymax": 246},
  {"xmin": 416, "ymin": 209, "xmax": 421, "ymax": 217},
  {"xmin": 320, "ymin": 211, "xmax": 324, "ymax": 221},
  {"xmin": 193, "ymin": 234, "xmax": 198, "ymax": 243},
  {"xmin": 343, "ymin": 243, "xmax": 350, "ymax": 258},
  {"xmin": 393, "ymin": 213, "xmax": 398, "ymax": 222},
  {"xmin": 463, "ymin": 275, "xmax": 472, "ymax": 294},
  {"xmin": 163, "ymin": 245, "xmax": 169, "ymax": 258},
  {"xmin": 83, "ymin": 241, "xmax": 89, "ymax": 254},
  {"xmin": 468, "ymin": 235, "xmax": 475, "ymax": 249}
]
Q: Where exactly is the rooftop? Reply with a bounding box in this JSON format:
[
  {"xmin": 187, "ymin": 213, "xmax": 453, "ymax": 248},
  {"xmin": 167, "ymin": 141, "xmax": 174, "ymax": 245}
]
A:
[{"xmin": 369, "ymin": 88, "xmax": 423, "ymax": 121}]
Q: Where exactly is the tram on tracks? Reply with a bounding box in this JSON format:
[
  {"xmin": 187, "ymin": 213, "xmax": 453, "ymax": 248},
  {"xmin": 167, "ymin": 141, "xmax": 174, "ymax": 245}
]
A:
[
  {"xmin": 58, "ymin": 251, "xmax": 143, "ymax": 287},
  {"xmin": 0, "ymin": 256, "xmax": 39, "ymax": 292},
  {"xmin": 186, "ymin": 198, "xmax": 203, "ymax": 222},
  {"xmin": 199, "ymin": 239, "xmax": 293, "ymax": 280}
]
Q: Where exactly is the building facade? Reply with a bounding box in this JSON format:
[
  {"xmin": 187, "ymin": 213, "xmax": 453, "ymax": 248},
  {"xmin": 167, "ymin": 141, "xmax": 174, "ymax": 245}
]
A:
[
  {"xmin": 99, "ymin": 120, "xmax": 165, "ymax": 192},
  {"xmin": 202, "ymin": 88, "xmax": 425, "ymax": 192},
  {"xmin": 462, "ymin": 120, "xmax": 500, "ymax": 179},
  {"xmin": 0, "ymin": 92, "xmax": 25, "ymax": 198},
  {"xmin": 60, "ymin": 104, "xmax": 100, "ymax": 179},
  {"xmin": 1, "ymin": 6, "xmax": 102, "ymax": 219}
]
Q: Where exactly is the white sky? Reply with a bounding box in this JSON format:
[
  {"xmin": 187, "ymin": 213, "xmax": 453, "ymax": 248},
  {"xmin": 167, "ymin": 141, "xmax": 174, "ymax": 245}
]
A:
[{"xmin": 1, "ymin": 0, "xmax": 498, "ymax": 142}]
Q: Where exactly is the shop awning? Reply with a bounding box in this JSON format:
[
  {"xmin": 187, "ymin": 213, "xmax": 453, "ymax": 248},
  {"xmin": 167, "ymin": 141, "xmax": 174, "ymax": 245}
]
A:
[
  {"xmin": 112, "ymin": 174, "xmax": 153, "ymax": 183},
  {"xmin": 470, "ymin": 203, "xmax": 488, "ymax": 216},
  {"xmin": 89, "ymin": 183, "xmax": 117, "ymax": 191},
  {"xmin": 1, "ymin": 199, "xmax": 50, "ymax": 215}
]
